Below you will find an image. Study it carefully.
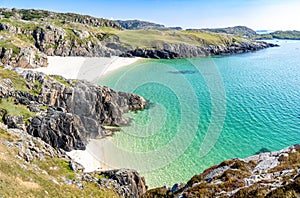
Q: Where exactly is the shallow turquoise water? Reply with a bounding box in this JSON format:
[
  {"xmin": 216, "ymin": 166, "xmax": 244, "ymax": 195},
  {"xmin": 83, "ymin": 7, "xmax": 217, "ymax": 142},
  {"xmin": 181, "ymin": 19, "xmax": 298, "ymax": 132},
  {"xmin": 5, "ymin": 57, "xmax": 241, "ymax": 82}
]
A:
[{"xmin": 98, "ymin": 40, "xmax": 300, "ymax": 188}]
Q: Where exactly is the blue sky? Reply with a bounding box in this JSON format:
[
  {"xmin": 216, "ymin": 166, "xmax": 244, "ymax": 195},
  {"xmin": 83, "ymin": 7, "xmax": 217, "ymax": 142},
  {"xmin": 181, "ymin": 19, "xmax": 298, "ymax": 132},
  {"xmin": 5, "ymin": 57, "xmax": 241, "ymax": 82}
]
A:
[{"xmin": 1, "ymin": 0, "xmax": 300, "ymax": 30}]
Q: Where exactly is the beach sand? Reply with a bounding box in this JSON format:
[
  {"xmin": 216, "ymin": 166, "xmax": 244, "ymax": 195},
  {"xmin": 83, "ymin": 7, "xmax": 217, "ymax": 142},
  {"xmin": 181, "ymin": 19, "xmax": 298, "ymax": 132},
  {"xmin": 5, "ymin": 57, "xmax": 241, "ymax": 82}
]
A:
[
  {"xmin": 31, "ymin": 56, "xmax": 142, "ymax": 172},
  {"xmin": 67, "ymin": 138, "xmax": 116, "ymax": 172},
  {"xmin": 34, "ymin": 56, "xmax": 142, "ymax": 83}
]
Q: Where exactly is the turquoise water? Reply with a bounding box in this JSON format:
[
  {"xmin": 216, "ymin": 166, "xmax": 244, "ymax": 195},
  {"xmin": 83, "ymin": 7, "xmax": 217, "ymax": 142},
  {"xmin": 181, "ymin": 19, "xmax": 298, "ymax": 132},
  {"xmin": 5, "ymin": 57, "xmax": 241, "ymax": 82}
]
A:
[{"xmin": 98, "ymin": 40, "xmax": 300, "ymax": 188}]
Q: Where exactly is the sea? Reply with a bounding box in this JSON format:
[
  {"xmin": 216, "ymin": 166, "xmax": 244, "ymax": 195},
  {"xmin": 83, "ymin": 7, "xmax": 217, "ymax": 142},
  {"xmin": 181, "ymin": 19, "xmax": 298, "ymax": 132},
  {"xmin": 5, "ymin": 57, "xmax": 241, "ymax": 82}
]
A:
[{"xmin": 97, "ymin": 39, "xmax": 300, "ymax": 188}]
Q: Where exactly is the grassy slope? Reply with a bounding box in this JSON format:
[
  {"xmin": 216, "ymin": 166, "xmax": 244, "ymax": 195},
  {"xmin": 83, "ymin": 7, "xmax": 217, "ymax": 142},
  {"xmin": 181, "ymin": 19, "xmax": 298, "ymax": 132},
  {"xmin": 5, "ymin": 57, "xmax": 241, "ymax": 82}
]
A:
[
  {"xmin": 0, "ymin": 66, "xmax": 120, "ymax": 197},
  {"xmin": 0, "ymin": 12, "xmax": 251, "ymax": 54},
  {"xmin": 116, "ymin": 29, "xmax": 246, "ymax": 49},
  {"xmin": 0, "ymin": 129, "xmax": 119, "ymax": 197}
]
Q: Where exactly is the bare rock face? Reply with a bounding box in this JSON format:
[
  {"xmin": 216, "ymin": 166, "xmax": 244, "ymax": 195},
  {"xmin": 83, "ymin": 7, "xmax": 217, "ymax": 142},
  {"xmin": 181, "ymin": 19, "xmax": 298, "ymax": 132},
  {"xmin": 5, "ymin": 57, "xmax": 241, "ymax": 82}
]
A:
[
  {"xmin": 0, "ymin": 44, "xmax": 48, "ymax": 68},
  {"xmin": 121, "ymin": 41, "xmax": 278, "ymax": 59},
  {"xmin": 98, "ymin": 169, "xmax": 147, "ymax": 198},
  {"xmin": 0, "ymin": 78, "xmax": 15, "ymax": 98},
  {"xmin": 19, "ymin": 70, "xmax": 146, "ymax": 151},
  {"xmin": 143, "ymin": 144, "xmax": 300, "ymax": 198}
]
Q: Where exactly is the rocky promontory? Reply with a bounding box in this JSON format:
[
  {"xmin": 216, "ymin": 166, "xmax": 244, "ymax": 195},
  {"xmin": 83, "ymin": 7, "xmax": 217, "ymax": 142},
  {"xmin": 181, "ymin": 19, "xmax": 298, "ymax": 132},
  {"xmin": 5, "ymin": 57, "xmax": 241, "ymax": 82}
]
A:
[
  {"xmin": 1, "ymin": 67, "xmax": 146, "ymax": 151},
  {"xmin": 143, "ymin": 144, "xmax": 300, "ymax": 197},
  {"xmin": 0, "ymin": 66, "xmax": 147, "ymax": 197},
  {"xmin": 0, "ymin": 8, "xmax": 278, "ymax": 68}
]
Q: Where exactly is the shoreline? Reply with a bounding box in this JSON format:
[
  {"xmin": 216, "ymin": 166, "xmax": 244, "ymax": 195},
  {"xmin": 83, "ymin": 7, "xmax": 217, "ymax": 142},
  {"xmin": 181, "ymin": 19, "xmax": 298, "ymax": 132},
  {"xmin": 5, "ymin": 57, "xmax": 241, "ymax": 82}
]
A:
[
  {"xmin": 32, "ymin": 56, "xmax": 142, "ymax": 83},
  {"xmin": 31, "ymin": 55, "xmax": 143, "ymax": 172},
  {"xmin": 67, "ymin": 138, "xmax": 115, "ymax": 172}
]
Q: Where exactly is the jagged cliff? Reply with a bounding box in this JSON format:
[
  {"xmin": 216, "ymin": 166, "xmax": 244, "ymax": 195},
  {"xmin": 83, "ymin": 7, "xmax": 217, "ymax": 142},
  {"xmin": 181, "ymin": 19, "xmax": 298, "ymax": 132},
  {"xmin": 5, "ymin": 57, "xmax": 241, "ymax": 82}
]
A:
[
  {"xmin": 0, "ymin": 8, "xmax": 278, "ymax": 68},
  {"xmin": 0, "ymin": 67, "xmax": 146, "ymax": 151},
  {"xmin": 0, "ymin": 66, "xmax": 147, "ymax": 197}
]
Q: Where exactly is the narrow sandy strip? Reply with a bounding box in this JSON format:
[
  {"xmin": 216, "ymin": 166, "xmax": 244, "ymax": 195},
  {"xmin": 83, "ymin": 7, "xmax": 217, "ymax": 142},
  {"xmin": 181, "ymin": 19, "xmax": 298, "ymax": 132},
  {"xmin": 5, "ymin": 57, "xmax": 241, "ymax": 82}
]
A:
[{"xmin": 33, "ymin": 56, "xmax": 142, "ymax": 83}]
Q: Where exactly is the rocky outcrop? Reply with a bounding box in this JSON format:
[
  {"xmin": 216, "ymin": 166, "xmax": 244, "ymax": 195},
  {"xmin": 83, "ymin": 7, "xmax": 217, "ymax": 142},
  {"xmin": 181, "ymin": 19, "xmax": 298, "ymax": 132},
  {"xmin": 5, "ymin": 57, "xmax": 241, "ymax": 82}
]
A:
[
  {"xmin": 0, "ymin": 44, "xmax": 48, "ymax": 68},
  {"xmin": 15, "ymin": 70, "xmax": 146, "ymax": 151},
  {"xmin": 0, "ymin": 123, "xmax": 146, "ymax": 197},
  {"xmin": 98, "ymin": 169, "xmax": 147, "ymax": 197},
  {"xmin": 143, "ymin": 144, "xmax": 300, "ymax": 197},
  {"xmin": 0, "ymin": 123, "xmax": 65, "ymax": 162},
  {"xmin": 0, "ymin": 69, "xmax": 146, "ymax": 151},
  {"xmin": 195, "ymin": 26, "xmax": 258, "ymax": 38},
  {"xmin": 116, "ymin": 20, "xmax": 165, "ymax": 30},
  {"xmin": 0, "ymin": 8, "xmax": 279, "ymax": 67},
  {"xmin": 0, "ymin": 78, "xmax": 15, "ymax": 98},
  {"xmin": 122, "ymin": 41, "xmax": 278, "ymax": 59},
  {"xmin": 0, "ymin": 8, "xmax": 122, "ymax": 29},
  {"xmin": 32, "ymin": 25, "xmax": 127, "ymax": 57}
]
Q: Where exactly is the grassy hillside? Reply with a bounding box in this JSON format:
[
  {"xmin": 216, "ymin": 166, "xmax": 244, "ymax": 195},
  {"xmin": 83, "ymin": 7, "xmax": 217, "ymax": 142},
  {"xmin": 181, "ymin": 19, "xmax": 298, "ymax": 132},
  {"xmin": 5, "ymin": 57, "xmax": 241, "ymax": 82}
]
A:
[
  {"xmin": 195, "ymin": 26, "xmax": 257, "ymax": 38},
  {"xmin": 116, "ymin": 29, "xmax": 247, "ymax": 49},
  {"xmin": 0, "ymin": 8, "xmax": 256, "ymax": 60},
  {"xmin": 0, "ymin": 129, "xmax": 119, "ymax": 197}
]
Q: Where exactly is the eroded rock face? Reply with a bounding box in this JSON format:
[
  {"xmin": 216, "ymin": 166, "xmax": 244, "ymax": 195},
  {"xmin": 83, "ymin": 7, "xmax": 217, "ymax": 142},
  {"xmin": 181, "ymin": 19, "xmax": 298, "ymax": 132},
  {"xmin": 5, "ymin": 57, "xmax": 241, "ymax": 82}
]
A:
[
  {"xmin": 122, "ymin": 41, "xmax": 278, "ymax": 59},
  {"xmin": 0, "ymin": 44, "xmax": 48, "ymax": 68},
  {"xmin": 143, "ymin": 144, "xmax": 300, "ymax": 198},
  {"xmin": 19, "ymin": 70, "xmax": 146, "ymax": 151},
  {"xmin": 98, "ymin": 169, "xmax": 147, "ymax": 198}
]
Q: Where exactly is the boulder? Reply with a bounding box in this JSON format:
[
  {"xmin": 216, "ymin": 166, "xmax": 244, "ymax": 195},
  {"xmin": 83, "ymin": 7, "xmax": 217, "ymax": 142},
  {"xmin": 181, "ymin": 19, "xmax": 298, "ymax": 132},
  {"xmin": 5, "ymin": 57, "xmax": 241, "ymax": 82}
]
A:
[{"xmin": 99, "ymin": 169, "xmax": 147, "ymax": 198}]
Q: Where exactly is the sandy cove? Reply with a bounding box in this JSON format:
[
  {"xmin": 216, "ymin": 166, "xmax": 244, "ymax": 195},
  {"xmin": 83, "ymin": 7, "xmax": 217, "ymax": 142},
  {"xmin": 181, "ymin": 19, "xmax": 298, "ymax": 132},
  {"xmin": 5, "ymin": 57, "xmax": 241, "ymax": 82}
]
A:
[
  {"xmin": 30, "ymin": 56, "xmax": 143, "ymax": 172},
  {"xmin": 34, "ymin": 56, "xmax": 142, "ymax": 83}
]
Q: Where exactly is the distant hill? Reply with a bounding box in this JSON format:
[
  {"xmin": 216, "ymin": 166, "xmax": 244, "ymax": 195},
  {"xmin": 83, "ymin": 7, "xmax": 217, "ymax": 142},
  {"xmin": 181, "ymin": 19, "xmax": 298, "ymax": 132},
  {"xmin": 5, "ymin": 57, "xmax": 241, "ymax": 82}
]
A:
[
  {"xmin": 188, "ymin": 26, "xmax": 257, "ymax": 38},
  {"xmin": 255, "ymin": 30, "xmax": 300, "ymax": 40},
  {"xmin": 116, "ymin": 19, "xmax": 182, "ymax": 30}
]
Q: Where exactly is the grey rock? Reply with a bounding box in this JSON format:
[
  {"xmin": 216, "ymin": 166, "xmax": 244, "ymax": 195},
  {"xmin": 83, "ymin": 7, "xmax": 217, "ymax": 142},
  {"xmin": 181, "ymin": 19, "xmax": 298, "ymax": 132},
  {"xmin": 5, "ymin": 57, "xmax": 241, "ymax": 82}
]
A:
[
  {"xmin": 3, "ymin": 114, "xmax": 23, "ymax": 129},
  {"xmin": 204, "ymin": 166, "xmax": 230, "ymax": 182},
  {"xmin": 0, "ymin": 78, "xmax": 15, "ymax": 98},
  {"xmin": 69, "ymin": 160, "xmax": 84, "ymax": 172},
  {"xmin": 98, "ymin": 169, "xmax": 147, "ymax": 198},
  {"xmin": 19, "ymin": 70, "xmax": 146, "ymax": 151}
]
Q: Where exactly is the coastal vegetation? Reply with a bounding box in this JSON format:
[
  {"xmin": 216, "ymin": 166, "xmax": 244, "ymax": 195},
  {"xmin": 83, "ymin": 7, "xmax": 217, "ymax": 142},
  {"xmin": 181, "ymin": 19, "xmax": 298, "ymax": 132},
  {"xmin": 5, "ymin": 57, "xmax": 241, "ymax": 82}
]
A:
[
  {"xmin": 0, "ymin": 129, "xmax": 119, "ymax": 197},
  {"xmin": 255, "ymin": 30, "xmax": 300, "ymax": 40},
  {"xmin": 0, "ymin": 8, "xmax": 274, "ymax": 68}
]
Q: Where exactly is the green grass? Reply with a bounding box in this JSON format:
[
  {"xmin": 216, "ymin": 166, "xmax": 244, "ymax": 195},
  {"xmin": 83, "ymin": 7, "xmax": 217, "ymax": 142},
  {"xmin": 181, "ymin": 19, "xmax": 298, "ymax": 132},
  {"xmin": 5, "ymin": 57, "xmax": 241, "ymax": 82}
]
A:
[
  {"xmin": 0, "ymin": 98, "xmax": 35, "ymax": 121},
  {"xmin": 0, "ymin": 67, "xmax": 30, "ymax": 92},
  {"xmin": 0, "ymin": 67, "xmax": 42, "ymax": 96},
  {"xmin": 0, "ymin": 140, "xmax": 119, "ymax": 197},
  {"xmin": 0, "ymin": 40, "xmax": 21, "ymax": 57},
  {"xmin": 0, "ymin": 19, "xmax": 39, "ymax": 31},
  {"xmin": 116, "ymin": 29, "xmax": 236, "ymax": 49},
  {"xmin": 50, "ymin": 75, "xmax": 71, "ymax": 86}
]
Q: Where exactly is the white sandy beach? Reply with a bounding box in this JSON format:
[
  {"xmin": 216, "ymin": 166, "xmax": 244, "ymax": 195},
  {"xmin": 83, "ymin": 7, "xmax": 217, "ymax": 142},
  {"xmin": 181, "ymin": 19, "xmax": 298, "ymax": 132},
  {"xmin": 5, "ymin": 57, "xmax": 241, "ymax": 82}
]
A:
[
  {"xmin": 34, "ymin": 56, "xmax": 142, "ymax": 83},
  {"xmin": 67, "ymin": 138, "xmax": 116, "ymax": 172}
]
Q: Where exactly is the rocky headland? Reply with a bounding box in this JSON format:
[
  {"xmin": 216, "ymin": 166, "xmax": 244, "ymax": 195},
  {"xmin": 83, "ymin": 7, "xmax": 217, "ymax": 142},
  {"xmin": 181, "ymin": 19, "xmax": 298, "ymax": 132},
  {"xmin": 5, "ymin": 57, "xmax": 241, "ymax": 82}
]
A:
[
  {"xmin": 0, "ymin": 66, "xmax": 147, "ymax": 197},
  {"xmin": 0, "ymin": 8, "xmax": 278, "ymax": 68},
  {"xmin": 143, "ymin": 144, "xmax": 300, "ymax": 197},
  {"xmin": 1, "ymin": 67, "xmax": 146, "ymax": 151}
]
